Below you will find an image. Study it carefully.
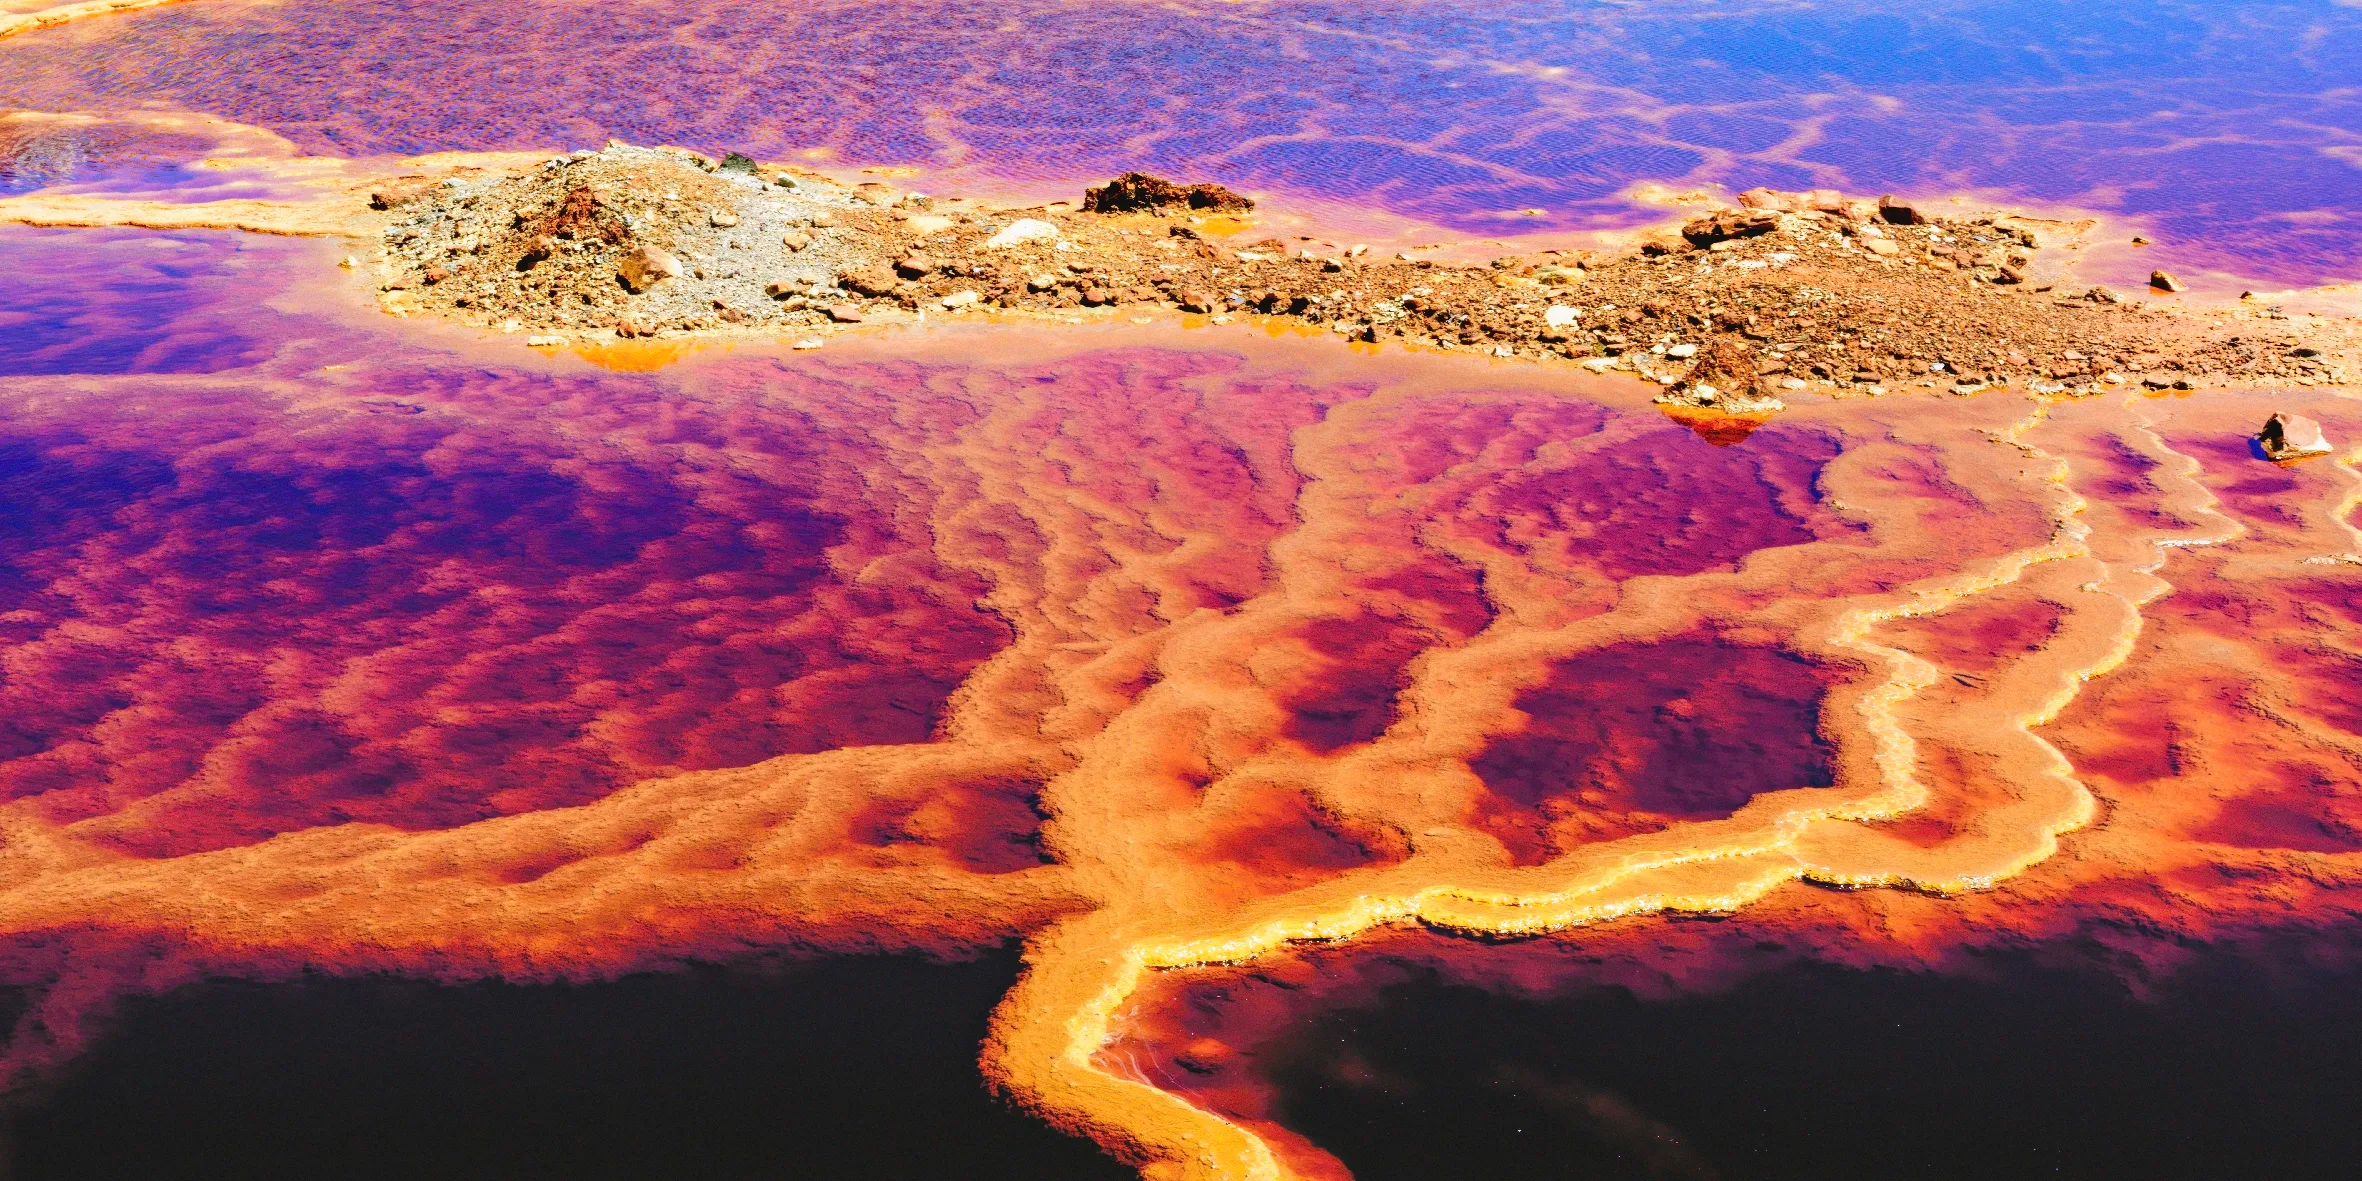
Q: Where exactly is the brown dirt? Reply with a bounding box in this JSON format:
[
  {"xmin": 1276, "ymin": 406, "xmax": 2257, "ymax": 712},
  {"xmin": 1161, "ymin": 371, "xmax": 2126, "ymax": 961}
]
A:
[{"xmin": 372, "ymin": 147, "xmax": 2360, "ymax": 403}]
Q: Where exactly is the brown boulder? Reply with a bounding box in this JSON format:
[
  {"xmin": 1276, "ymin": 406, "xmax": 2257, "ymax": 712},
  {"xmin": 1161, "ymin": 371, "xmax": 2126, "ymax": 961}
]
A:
[
  {"xmin": 840, "ymin": 265, "xmax": 900, "ymax": 297},
  {"xmin": 367, "ymin": 177, "xmax": 437, "ymax": 211},
  {"xmin": 1682, "ymin": 209, "xmax": 1779, "ymax": 246},
  {"xmin": 1877, "ymin": 195, "xmax": 1931, "ymax": 225},
  {"xmin": 2150, "ymin": 269, "xmax": 2186, "ymax": 293},
  {"xmin": 2259, "ymin": 412, "xmax": 2333, "ymax": 460},
  {"xmin": 827, "ymin": 302, "xmax": 864, "ymax": 323},
  {"xmin": 617, "ymin": 245, "xmax": 682, "ymax": 293},
  {"xmin": 1081, "ymin": 172, "xmax": 1254, "ymax": 214},
  {"xmin": 1176, "ymin": 288, "xmax": 1220, "ymax": 314},
  {"xmin": 895, "ymin": 254, "xmax": 937, "ymax": 279},
  {"xmin": 1738, "ymin": 187, "xmax": 1850, "ymax": 215}
]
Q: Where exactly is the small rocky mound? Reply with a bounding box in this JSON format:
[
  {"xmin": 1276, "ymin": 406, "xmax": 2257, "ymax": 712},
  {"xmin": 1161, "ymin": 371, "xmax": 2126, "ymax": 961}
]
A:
[
  {"xmin": 372, "ymin": 143, "xmax": 883, "ymax": 336},
  {"xmin": 1080, "ymin": 172, "xmax": 1253, "ymax": 214},
  {"xmin": 2259, "ymin": 412, "xmax": 2334, "ymax": 461},
  {"xmin": 1657, "ymin": 339, "xmax": 1785, "ymax": 415}
]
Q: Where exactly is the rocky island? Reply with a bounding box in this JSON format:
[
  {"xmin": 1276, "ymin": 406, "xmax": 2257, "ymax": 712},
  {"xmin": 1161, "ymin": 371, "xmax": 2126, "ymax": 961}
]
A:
[{"xmin": 369, "ymin": 143, "xmax": 2356, "ymax": 415}]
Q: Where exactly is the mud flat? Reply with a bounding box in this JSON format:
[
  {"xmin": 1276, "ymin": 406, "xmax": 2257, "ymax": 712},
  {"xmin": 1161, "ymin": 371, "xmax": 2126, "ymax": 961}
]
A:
[{"xmin": 368, "ymin": 144, "xmax": 2359, "ymax": 411}]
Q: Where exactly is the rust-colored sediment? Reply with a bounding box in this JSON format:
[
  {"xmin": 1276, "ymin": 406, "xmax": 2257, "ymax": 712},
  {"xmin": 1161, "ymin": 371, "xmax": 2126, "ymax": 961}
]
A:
[{"xmin": 2, "ymin": 150, "xmax": 2361, "ymax": 1181}]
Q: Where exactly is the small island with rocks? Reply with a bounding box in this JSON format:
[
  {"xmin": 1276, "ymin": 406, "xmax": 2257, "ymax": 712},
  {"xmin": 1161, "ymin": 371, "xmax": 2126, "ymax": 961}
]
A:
[{"xmin": 367, "ymin": 143, "xmax": 2355, "ymax": 414}]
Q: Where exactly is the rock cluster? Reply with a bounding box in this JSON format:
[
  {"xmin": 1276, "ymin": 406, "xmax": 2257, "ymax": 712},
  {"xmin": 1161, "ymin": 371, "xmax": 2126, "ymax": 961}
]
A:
[
  {"xmin": 1656, "ymin": 339, "xmax": 1785, "ymax": 415},
  {"xmin": 1079, "ymin": 172, "xmax": 1254, "ymax": 214},
  {"xmin": 371, "ymin": 143, "xmax": 883, "ymax": 337},
  {"xmin": 371, "ymin": 158, "xmax": 2356, "ymax": 411}
]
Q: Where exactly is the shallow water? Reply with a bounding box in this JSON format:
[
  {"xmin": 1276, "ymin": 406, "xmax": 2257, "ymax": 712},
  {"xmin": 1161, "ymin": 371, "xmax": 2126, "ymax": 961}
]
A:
[{"xmin": 2, "ymin": 3, "xmax": 2361, "ymax": 1179}]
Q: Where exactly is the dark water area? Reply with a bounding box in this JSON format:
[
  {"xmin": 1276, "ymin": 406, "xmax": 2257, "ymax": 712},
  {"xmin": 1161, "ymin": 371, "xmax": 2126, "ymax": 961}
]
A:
[
  {"xmin": 1256, "ymin": 933, "xmax": 2362, "ymax": 1181},
  {"xmin": 6, "ymin": 948, "xmax": 1133, "ymax": 1181}
]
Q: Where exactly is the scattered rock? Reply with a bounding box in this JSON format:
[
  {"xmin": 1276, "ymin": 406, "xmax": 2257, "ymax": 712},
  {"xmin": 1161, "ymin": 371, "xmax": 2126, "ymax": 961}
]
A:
[
  {"xmin": 781, "ymin": 230, "xmax": 813, "ymax": 252},
  {"xmin": 1176, "ymin": 287, "xmax": 1219, "ymax": 313},
  {"xmin": 984, "ymin": 218, "xmax": 1060, "ymax": 249},
  {"xmin": 709, "ymin": 209, "xmax": 739, "ymax": 228},
  {"xmin": 940, "ymin": 290, "xmax": 981, "ymax": 308},
  {"xmin": 2259, "ymin": 412, "xmax": 2334, "ymax": 460},
  {"xmin": 1863, "ymin": 238, "xmax": 1901, "ymax": 257},
  {"xmin": 1657, "ymin": 338, "xmax": 1784, "ymax": 415},
  {"xmin": 1080, "ymin": 172, "xmax": 1254, "ymax": 214},
  {"xmin": 894, "ymin": 253, "xmax": 937, "ymax": 279},
  {"xmin": 826, "ymin": 302, "xmax": 864, "ymax": 323},
  {"xmin": 2150, "ymin": 269, "xmax": 2186, "ymax": 293}
]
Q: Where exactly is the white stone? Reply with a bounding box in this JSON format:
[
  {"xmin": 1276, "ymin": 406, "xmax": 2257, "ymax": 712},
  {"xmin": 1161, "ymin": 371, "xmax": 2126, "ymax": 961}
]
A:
[
  {"xmin": 526, "ymin": 335, "xmax": 564, "ymax": 347},
  {"xmin": 941, "ymin": 290, "xmax": 981, "ymax": 308},
  {"xmin": 1545, "ymin": 305, "xmax": 1580, "ymax": 328},
  {"xmin": 904, "ymin": 213, "xmax": 956, "ymax": 235},
  {"xmin": 1581, "ymin": 357, "xmax": 1619, "ymax": 372},
  {"xmin": 792, "ymin": 338, "xmax": 824, "ymax": 350},
  {"xmin": 1667, "ymin": 342, "xmax": 1698, "ymax": 359},
  {"xmin": 983, "ymin": 218, "xmax": 1060, "ymax": 248}
]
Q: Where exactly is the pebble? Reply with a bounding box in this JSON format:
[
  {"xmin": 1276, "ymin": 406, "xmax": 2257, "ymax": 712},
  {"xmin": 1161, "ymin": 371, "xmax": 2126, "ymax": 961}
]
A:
[
  {"xmin": 941, "ymin": 290, "xmax": 981, "ymax": 308},
  {"xmin": 827, "ymin": 303, "xmax": 864, "ymax": 323},
  {"xmin": 791, "ymin": 337, "xmax": 824, "ymax": 350},
  {"xmin": 1545, "ymin": 305, "xmax": 1580, "ymax": 328}
]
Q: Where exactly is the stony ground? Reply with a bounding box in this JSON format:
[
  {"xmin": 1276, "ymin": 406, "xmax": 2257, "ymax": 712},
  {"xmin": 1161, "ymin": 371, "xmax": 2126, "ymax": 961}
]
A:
[{"xmin": 371, "ymin": 144, "xmax": 2358, "ymax": 410}]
